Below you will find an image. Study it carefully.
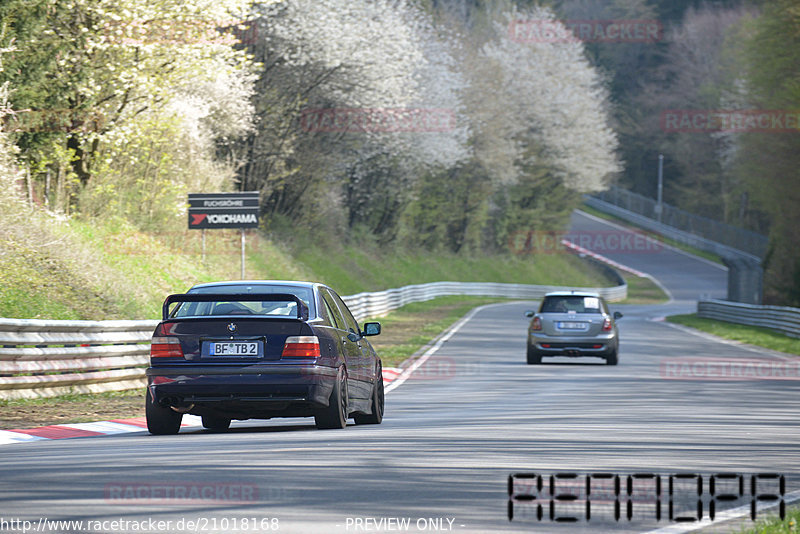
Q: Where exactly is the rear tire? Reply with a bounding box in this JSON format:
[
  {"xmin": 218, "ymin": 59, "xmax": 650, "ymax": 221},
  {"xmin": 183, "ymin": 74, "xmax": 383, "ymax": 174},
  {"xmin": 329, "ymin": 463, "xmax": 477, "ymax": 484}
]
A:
[
  {"xmin": 354, "ymin": 364, "xmax": 384, "ymax": 425},
  {"xmin": 526, "ymin": 345, "xmax": 541, "ymax": 364},
  {"xmin": 605, "ymin": 350, "xmax": 618, "ymax": 366},
  {"xmin": 201, "ymin": 415, "xmax": 231, "ymax": 432},
  {"xmin": 146, "ymin": 390, "xmax": 182, "ymax": 435},
  {"xmin": 315, "ymin": 367, "xmax": 348, "ymax": 430}
]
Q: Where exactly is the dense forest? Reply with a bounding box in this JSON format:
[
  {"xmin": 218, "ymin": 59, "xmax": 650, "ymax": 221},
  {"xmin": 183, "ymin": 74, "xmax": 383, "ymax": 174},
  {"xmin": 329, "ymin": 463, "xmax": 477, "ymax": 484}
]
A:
[{"xmin": 0, "ymin": 0, "xmax": 798, "ymax": 304}]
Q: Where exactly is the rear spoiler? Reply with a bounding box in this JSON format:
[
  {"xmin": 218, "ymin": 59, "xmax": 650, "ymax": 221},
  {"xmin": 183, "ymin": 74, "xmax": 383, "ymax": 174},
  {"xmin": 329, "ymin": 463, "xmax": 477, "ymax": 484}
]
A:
[{"xmin": 162, "ymin": 293, "xmax": 309, "ymax": 322}]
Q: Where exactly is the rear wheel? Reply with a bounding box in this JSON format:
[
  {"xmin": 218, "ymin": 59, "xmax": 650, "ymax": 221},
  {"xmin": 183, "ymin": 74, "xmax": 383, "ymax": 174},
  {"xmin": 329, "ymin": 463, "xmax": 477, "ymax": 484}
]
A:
[
  {"xmin": 354, "ymin": 364, "xmax": 384, "ymax": 425},
  {"xmin": 526, "ymin": 345, "xmax": 541, "ymax": 365},
  {"xmin": 605, "ymin": 350, "xmax": 618, "ymax": 366},
  {"xmin": 315, "ymin": 367, "xmax": 348, "ymax": 430},
  {"xmin": 145, "ymin": 390, "xmax": 182, "ymax": 435},
  {"xmin": 201, "ymin": 415, "xmax": 231, "ymax": 432}
]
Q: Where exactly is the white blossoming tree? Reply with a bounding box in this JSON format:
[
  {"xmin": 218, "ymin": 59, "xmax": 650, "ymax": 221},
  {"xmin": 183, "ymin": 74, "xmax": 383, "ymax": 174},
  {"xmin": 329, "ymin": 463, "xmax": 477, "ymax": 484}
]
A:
[{"xmin": 471, "ymin": 5, "xmax": 620, "ymax": 192}]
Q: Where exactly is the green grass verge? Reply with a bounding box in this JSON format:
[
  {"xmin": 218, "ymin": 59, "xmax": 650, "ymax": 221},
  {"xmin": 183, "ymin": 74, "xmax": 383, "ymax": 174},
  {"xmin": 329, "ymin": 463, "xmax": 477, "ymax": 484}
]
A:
[
  {"xmin": 0, "ymin": 389, "xmax": 136, "ymax": 409},
  {"xmin": 579, "ymin": 204, "xmax": 725, "ymax": 266},
  {"xmin": 667, "ymin": 314, "xmax": 800, "ymax": 356},
  {"xmin": 621, "ymin": 273, "xmax": 670, "ymax": 304},
  {"xmin": 738, "ymin": 506, "xmax": 799, "ymax": 533}
]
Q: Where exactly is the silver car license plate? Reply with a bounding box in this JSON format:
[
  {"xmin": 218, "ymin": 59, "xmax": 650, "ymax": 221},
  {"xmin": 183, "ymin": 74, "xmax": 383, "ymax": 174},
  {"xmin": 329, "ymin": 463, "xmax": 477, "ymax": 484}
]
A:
[{"xmin": 558, "ymin": 321, "xmax": 588, "ymax": 330}]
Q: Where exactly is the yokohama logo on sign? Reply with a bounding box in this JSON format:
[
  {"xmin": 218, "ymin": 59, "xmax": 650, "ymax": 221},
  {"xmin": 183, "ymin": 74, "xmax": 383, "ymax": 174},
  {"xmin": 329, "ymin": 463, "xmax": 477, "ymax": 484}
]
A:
[{"xmin": 188, "ymin": 193, "xmax": 260, "ymax": 229}]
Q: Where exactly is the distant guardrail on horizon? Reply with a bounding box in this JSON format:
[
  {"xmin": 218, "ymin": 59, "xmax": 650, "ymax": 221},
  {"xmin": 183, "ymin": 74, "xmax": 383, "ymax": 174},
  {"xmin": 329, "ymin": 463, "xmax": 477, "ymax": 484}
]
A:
[
  {"xmin": 697, "ymin": 299, "xmax": 800, "ymax": 339},
  {"xmin": 585, "ymin": 186, "xmax": 767, "ymax": 304},
  {"xmin": 588, "ymin": 185, "xmax": 768, "ymax": 259},
  {"xmin": 0, "ymin": 280, "xmax": 626, "ymax": 400}
]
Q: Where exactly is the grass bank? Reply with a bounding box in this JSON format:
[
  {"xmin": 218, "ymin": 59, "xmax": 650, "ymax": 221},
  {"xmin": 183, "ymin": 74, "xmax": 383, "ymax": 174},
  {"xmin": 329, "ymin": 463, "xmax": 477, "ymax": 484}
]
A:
[
  {"xmin": 739, "ymin": 506, "xmax": 798, "ymax": 533},
  {"xmin": 0, "ymin": 213, "xmax": 617, "ymax": 320},
  {"xmin": 667, "ymin": 314, "xmax": 800, "ymax": 356}
]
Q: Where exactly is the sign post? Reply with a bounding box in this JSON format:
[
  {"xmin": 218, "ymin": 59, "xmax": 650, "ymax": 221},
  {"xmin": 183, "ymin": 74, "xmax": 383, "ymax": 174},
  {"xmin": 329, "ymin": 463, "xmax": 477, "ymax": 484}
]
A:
[{"xmin": 188, "ymin": 192, "xmax": 260, "ymax": 279}]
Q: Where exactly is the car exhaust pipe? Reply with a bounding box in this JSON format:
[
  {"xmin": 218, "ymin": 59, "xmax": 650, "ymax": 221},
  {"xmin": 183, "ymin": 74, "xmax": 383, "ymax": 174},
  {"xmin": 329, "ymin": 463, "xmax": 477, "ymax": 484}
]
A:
[{"xmin": 162, "ymin": 397, "xmax": 194, "ymax": 413}]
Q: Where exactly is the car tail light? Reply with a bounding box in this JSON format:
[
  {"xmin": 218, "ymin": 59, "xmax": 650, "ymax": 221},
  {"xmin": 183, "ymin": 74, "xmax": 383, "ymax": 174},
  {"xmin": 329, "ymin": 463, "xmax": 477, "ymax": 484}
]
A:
[
  {"xmin": 592, "ymin": 344, "xmax": 603, "ymax": 349},
  {"xmin": 541, "ymin": 343, "xmax": 551, "ymax": 348},
  {"xmin": 151, "ymin": 336, "xmax": 184, "ymax": 358},
  {"xmin": 531, "ymin": 317, "xmax": 542, "ymax": 331},
  {"xmin": 282, "ymin": 336, "xmax": 321, "ymax": 358},
  {"xmin": 602, "ymin": 317, "xmax": 613, "ymax": 331}
]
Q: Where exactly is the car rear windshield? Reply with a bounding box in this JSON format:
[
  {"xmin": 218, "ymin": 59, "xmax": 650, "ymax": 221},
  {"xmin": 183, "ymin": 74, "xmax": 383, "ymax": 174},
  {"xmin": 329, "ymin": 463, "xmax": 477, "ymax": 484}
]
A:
[
  {"xmin": 171, "ymin": 285, "xmax": 315, "ymax": 318},
  {"xmin": 540, "ymin": 296, "xmax": 603, "ymax": 314}
]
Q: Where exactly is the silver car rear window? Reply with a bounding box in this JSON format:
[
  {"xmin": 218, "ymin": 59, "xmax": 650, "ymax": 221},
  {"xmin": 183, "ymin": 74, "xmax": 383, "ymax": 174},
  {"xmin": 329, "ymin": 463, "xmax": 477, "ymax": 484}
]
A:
[{"xmin": 540, "ymin": 296, "xmax": 602, "ymax": 314}]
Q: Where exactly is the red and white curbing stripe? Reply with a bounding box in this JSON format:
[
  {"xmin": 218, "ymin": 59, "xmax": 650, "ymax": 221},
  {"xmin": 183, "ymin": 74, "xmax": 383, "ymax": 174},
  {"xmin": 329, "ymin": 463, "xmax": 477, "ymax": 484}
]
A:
[
  {"xmin": 0, "ymin": 416, "xmax": 205, "ymax": 445},
  {"xmin": 561, "ymin": 239, "xmax": 648, "ymax": 277},
  {"xmin": 381, "ymin": 367, "xmax": 402, "ymax": 383},
  {"xmin": 1, "ymin": 374, "xmax": 404, "ymax": 445}
]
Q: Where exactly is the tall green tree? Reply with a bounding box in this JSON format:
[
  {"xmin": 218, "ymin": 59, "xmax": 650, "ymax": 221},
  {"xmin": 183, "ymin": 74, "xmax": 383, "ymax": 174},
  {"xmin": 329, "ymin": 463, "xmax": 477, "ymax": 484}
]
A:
[{"xmin": 736, "ymin": 0, "xmax": 800, "ymax": 304}]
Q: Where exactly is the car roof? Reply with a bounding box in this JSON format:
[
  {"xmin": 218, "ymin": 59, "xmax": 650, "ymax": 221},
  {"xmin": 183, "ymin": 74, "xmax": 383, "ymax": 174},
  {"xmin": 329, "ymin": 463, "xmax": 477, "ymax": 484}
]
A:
[
  {"xmin": 544, "ymin": 291, "xmax": 602, "ymax": 298},
  {"xmin": 189, "ymin": 280, "xmax": 321, "ymax": 291}
]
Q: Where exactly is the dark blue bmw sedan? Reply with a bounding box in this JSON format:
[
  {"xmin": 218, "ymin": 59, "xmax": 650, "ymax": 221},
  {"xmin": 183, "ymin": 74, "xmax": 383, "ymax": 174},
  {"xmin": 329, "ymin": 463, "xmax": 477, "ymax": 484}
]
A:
[{"xmin": 145, "ymin": 281, "xmax": 383, "ymax": 434}]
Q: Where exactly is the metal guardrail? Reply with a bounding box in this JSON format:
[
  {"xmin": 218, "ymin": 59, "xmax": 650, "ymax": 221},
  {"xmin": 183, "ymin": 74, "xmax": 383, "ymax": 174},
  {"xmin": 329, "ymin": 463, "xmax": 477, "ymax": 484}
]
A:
[
  {"xmin": 697, "ymin": 299, "xmax": 800, "ymax": 339},
  {"xmin": 584, "ymin": 190, "xmax": 766, "ymax": 304},
  {"xmin": 590, "ymin": 185, "xmax": 768, "ymax": 259},
  {"xmin": 0, "ymin": 319, "xmax": 157, "ymax": 400},
  {"xmin": 584, "ymin": 195, "xmax": 762, "ymax": 263},
  {"xmin": 0, "ymin": 280, "xmax": 626, "ymax": 399}
]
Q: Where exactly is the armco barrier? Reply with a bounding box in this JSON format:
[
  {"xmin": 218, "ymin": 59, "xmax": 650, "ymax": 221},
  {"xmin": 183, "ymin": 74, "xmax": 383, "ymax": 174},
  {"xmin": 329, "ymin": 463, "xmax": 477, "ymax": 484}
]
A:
[
  {"xmin": 0, "ymin": 319, "xmax": 157, "ymax": 400},
  {"xmin": 0, "ymin": 280, "xmax": 626, "ymax": 399},
  {"xmin": 697, "ymin": 299, "xmax": 800, "ymax": 339}
]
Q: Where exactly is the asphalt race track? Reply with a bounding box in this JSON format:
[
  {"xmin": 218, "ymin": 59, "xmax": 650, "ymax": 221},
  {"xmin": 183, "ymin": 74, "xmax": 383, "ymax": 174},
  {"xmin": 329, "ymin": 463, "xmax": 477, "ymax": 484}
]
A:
[{"xmin": 0, "ymin": 211, "xmax": 797, "ymax": 534}]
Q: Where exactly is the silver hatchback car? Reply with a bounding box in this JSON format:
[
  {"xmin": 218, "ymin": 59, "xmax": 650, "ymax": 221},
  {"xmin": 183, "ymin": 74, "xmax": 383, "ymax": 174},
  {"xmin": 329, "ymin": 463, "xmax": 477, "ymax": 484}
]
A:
[{"xmin": 525, "ymin": 291, "xmax": 622, "ymax": 365}]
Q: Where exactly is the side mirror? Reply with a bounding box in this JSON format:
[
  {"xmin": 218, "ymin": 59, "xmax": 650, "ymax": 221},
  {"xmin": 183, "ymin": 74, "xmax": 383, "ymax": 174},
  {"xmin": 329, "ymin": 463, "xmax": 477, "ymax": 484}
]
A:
[
  {"xmin": 524, "ymin": 310, "xmax": 535, "ymax": 318},
  {"xmin": 362, "ymin": 322, "xmax": 381, "ymax": 336},
  {"xmin": 613, "ymin": 311, "xmax": 623, "ymax": 320}
]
